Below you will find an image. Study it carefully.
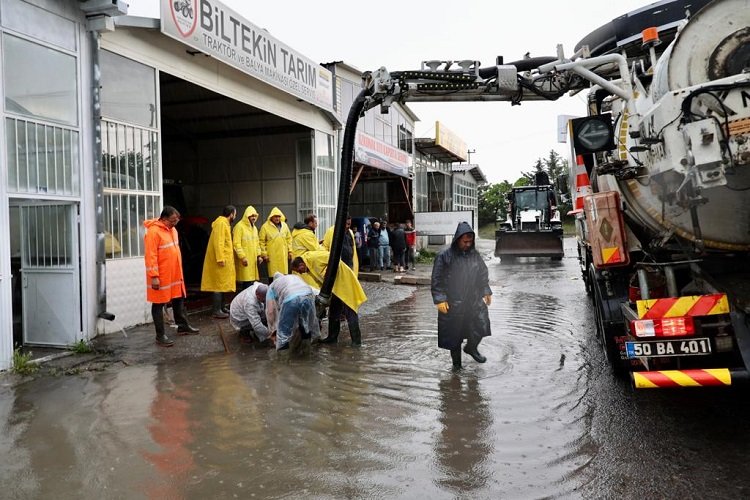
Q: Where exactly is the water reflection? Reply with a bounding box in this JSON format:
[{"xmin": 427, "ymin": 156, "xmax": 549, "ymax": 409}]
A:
[
  {"xmin": 434, "ymin": 374, "xmax": 493, "ymax": 495},
  {"xmin": 141, "ymin": 363, "xmax": 196, "ymax": 499}
]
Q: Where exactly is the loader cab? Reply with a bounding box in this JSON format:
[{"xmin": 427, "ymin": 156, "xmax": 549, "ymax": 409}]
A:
[{"xmin": 508, "ymin": 186, "xmax": 558, "ymax": 230}]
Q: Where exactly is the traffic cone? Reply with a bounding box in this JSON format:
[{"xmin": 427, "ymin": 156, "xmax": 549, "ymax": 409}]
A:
[{"xmin": 569, "ymin": 154, "xmax": 592, "ymax": 215}]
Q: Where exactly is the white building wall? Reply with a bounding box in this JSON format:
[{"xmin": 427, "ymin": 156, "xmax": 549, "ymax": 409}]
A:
[
  {"xmin": 0, "ymin": 0, "xmax": 94, "ymax": 367},
  {"xmin": 100, "ymin": 258, "xmax": 150, "ymax": 333}
]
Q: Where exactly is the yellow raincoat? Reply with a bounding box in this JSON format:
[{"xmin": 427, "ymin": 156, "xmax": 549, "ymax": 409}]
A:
[
  {"xmin": 200, "ymin": 215, "xmax": 236, "ymax": 292},
  {"xmin": 298, "ymin": 250, "xmax": 367, "ymax": 313},
  {"xmin": 233, "ymin": 205, "xmax": 261, "ymax": 282},
  {"xmin": 259, "ymin": 207, "xmax": 292, "ymax": 276},
  {"xmin": 291, "ymin": 225, "xmax": 323, "ymax": 260},
  {"xmin": 323, "ymin": 225, "xmax": 359, "ymax": 275}
]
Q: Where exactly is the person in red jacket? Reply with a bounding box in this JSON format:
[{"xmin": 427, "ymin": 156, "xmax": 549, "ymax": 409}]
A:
[
  {"xmin": 144, "ymin": 206, "xmax": 199, "ymax": 346},
  {"xmin": 404, "ymin": 219, "xmax": 417, "ymax": 271}
]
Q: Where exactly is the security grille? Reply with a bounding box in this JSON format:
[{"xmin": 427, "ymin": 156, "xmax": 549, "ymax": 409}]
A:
[
  {"xmin": 21, "ymin": 204, "xmax": 74, "ymax": 268},
  {"xmin": 5, "ymin": 117, "xmax": 80, "ymax": 196},
  {"xmin": 102, "ymin": 120, "xmax": 160, "ymax": 259}
]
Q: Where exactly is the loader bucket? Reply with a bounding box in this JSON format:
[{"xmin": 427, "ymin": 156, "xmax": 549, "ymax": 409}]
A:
[{"xmin": 495, "ymin": 230, "xmax": 564, "ymax": 259}]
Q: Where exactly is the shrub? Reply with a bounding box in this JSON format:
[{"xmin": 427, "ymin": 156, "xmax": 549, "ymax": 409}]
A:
[{"xmin": 12, "ymin": 347, "xmax": 38, "ymax": 376}]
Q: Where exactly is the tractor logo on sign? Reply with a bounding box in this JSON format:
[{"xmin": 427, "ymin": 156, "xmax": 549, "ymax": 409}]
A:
[{"xmin": 170, "ymin": 0, "xmax": 197, "ymax": 38}]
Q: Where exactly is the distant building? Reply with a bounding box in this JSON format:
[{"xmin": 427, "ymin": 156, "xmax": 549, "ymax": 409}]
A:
[{"xmin": 415, "ymin": 122, "xmax": 486, "ymax": 246}]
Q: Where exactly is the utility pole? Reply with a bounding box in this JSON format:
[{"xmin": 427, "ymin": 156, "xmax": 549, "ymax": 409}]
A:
[{"xmin": 466, "ymin": 148, "xmax": 476, "ymax": 164}]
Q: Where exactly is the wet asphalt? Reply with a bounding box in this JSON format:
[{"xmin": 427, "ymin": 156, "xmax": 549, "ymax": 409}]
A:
[{"xmin": 2, "ymin": 236, "xmax": 750, "ymax": 499}]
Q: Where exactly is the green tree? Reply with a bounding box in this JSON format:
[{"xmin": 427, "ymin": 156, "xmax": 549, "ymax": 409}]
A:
[{"xmin": 478, "ymin": 180, "xmax": 513, "ymax": 225}]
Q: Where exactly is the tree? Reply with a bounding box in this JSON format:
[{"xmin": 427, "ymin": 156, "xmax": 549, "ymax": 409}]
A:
[
  {"xmin": 478, "ymin": 180, "xmax": 512, "ymax": 225},
  {"xmin": 520, "ymin": 149, "xmax": 571, "ymax": 217}
]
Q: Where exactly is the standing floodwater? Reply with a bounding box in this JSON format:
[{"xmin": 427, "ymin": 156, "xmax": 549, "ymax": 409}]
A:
[{"xmin": 2, "ymin": 237, "xmax": 750, "ymax": 499}]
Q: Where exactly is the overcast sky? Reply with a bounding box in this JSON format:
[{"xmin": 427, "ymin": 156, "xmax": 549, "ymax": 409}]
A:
[{"xmin": 128, "ymin": 0, "xmax": 654, "ymax": 183}]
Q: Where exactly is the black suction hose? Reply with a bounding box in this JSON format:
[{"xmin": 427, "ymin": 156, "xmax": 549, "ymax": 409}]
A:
[{"xmin": 316, "ymin": 87, "xmax": 372, "ymax": 313}]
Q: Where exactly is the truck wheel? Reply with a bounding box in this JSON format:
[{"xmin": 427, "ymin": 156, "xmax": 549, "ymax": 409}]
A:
[{"xmin": 590, "ymin": 267, "xmax": 627, "ymax": 377}]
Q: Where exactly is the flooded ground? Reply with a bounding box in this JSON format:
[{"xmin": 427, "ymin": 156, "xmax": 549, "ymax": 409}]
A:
[{"xmin": 2, "ymin": 237, "xmax": 750, "ymax": 499}]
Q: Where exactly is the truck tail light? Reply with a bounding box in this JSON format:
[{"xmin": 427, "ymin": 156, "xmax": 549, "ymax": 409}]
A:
[{"xmin": 631, "ymin": 317, "xmax": 695, "ymax": 338}]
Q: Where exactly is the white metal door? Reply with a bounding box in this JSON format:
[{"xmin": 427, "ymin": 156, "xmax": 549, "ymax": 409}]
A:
[{"xmin": 20, "ymin": 203, "xmax": 80, "ymax": 346}]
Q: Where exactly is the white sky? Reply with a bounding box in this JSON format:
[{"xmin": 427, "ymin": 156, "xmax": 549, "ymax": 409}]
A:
[{"xmin": 127, "ymin": 0, "xmax": 654, "ymax": 183}]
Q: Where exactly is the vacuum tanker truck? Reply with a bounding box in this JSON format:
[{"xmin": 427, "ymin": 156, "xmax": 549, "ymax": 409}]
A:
[
  {"xmin": 325, "ymin": 0, "xmax": 750, "ymax": 388},
  {"xmin": 568, "ymin": 0, "xmax": 750, "ymax": 387}
]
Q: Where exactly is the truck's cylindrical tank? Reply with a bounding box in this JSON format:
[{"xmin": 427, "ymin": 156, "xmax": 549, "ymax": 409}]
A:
[{"xmin": 610, "ymin": 0, "xmax": 750, "ymax": 251}]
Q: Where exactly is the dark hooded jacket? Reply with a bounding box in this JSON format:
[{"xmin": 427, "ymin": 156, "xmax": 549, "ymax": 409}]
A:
[{"xmin": 431, "ymin": 222, "xmax": 492, "ymax": 350}]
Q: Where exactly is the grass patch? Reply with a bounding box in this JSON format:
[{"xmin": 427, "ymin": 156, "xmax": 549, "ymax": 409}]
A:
[
  {"xmin": 416, "ymin": 248, "xmax": 437, "ymax": 264},
  {"xmin": 12, "ymin": 347, "xmax": 39, "ymax": 376},
  {"xmin": 478, "ymin": 224, "xmax": 496, "ymax": 240},
  {"xmin": 69, "ymin": 340, "xmax": 93, "ymax": 354}
]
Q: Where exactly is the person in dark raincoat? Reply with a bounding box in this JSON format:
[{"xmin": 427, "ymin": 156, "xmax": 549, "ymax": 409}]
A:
[{"xmin": 431, "ymin": 221, "xmax": 492, "ymax": 369}]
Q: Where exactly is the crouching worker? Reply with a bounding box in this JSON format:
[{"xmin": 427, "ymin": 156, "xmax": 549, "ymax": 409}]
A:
[
  {"xmin": 265, "ymin": 272, "xmax": 320, "ymax": 351},
  {"xmin": 229, "ymin": 282, "xmax": 271, "ymax": 345},
  {"xmin": 291, "ymin": 250, "xmax": 367, "ymax": 346}
]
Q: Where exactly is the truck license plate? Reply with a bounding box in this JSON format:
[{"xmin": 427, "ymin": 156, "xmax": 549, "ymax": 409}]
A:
[{"xmin": 625, "ymin": 338, "xmax": 712, "ymax": 358}]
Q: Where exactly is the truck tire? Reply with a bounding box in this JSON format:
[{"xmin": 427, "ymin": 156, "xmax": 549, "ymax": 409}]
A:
[{"xmin": 590, "ymin": 266, "xmax": 628, "ymax": 377}]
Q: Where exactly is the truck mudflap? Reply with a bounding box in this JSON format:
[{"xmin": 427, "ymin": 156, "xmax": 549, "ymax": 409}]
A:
[
  {"xmin": 494, "ymin": 231, "xmax": 564, "ymax": 258},
  {"xmin": 632, "ymin": 368, "xmax": 750, "ymax": 389}
]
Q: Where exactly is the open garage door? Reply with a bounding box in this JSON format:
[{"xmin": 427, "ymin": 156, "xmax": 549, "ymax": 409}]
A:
[{"xmin": 158, "ymin": 72, "xmax": 316, "ymax": 288}]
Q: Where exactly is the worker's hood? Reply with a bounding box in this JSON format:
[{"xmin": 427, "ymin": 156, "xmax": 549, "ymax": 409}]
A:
[
  {"xmin": 238, "ymin": 205, "xmax": 259, "ymax": 227},
  {"xmin": 143, "ymin": 218, "xmax": 167, "ymax": 230},
  {"xmin": 451, "ymin": 221, "xmax": 476, "ymax": 250},
  {"xmin": 266, "ymin": 206, "xmax": 286, "ymax": 223}
]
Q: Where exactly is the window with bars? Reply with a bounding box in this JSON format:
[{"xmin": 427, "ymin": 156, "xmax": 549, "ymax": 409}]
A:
[
  {"xmin": 102, "ymin": 120, "xmax": 160, "ymax": 259},
  {"xmin": 5, "ymin": 117, "xmax": 80, "ymax": 196},
  {"xmin": 314, "ymin": 131, "xmax": 336, "ymax": 234}
]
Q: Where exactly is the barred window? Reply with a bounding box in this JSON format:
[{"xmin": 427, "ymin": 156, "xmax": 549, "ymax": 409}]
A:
[
  {"xmin": 6, "ymin": 117, "xmax": 80, "ymax": 196},
  {"xmin": 102, "ymin": 120, "xmax": 160, "ymax": 259}
]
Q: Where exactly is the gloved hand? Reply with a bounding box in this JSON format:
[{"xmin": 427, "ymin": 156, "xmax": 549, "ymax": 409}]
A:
[
  {"xmin": 436, "ymin": 302, "xmax": 450, "ymax": 314},
  {"xmin": 483, "ymin": 295, "xmax": 492, "ymax": 306}
]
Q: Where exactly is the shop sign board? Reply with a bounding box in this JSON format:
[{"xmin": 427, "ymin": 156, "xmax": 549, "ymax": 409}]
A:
[
  {"xmin": 434, "ymin": 121, "xmax": 467, "ymax": 161},
  {"xmin": 415, "ymin": 211, "xmax": 474, "ymax": 236},
  {"xmin": 161, "ymin": 0, "xmax": 333, "ymax": 112},
  {"xmin": 354, "ymin": 132, "xmax": 411, "ymax": 178}
]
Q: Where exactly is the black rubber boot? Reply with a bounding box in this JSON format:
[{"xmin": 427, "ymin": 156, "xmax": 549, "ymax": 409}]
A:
[
  {"xmin": 321, "ymin": 320, "xmax": 340, "ymax": 344},
  {"xmin": 349, "ymin": 324, "xmax": 362, "ymax": 347},
  {"xmin": 212, "ymin": 292, "xmax": 228, "ymax": 319},
  {"xmin": 152, "ymin": 304, "xmax": 174, "ymax": 347},
  {"xmin": 450, "ymin": 348, "xmax": 462, "ymax": 370},
  {"xmin": 173, "ymin": 299, "xmax": 199, "ymax": 334},
  {"xmin": 464, "ymin": 338, "xmax": 487, "ymax": 363}
]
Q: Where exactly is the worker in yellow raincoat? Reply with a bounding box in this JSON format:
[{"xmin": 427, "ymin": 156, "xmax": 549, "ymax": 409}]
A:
[
  {"xmin": 201, "ymin": 205, "xmax": 237, "ymax": 318},
  {"xmin": 233, "ymin": 205, "xmax": 263, "ymax": 291},
  {"xmin": 291, "ymin": 250, "xmax": 367, "ymax": 346},
  {"xmin": 322, "ymin": 215, "xmax": 359, "ymax": 275},
  {"xmin": 291, "ymin": 213, "xmax": 324, "ymax": 259},
  {"xmin": 259, "ymin": 207, "xmax": 292, "ymax": 280}
]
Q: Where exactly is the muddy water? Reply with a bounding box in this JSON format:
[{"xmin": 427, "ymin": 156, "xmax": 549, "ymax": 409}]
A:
[{"xmin": 3, "ymin": 238, "xmax": 750, "ymax": 498}]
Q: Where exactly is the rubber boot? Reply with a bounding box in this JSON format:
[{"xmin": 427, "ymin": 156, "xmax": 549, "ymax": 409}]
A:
[
  {"xmin": 321, "ymin": 320, "xmax": 340, "ymax": 344},
  {"xmin": 212, "ymin": 292, "xmax": 228, "ymax": 319},
  {"xmin": 153, "ymin": 305, "xmax": 174, "ymax": 347},
  {"xmin": 464, "ymin": 338, "xmax": 487, "ymax": 363},
  {"xmin": 450, "ymin": 348, "xmax": 462, "ymax": 370},
  {"xmin": 349, "ymin": 324, "xmax": 362, "ymax": 347},
  {"xmin": 173, "ymin": 299, "xmax": 199, "ymax": 334}
]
